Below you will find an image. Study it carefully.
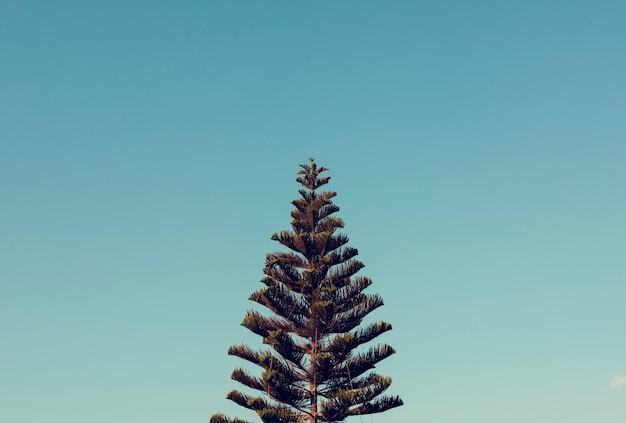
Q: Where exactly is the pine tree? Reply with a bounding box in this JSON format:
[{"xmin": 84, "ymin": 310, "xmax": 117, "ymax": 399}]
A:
[{"xmin": 210, "ymin": 158, "xmax": 403, "ymax": 423}]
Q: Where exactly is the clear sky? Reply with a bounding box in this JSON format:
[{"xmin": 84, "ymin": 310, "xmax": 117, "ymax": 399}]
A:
[{"xmin": 1, "ymin": 1, "xmax": 625, "ymax": 422}]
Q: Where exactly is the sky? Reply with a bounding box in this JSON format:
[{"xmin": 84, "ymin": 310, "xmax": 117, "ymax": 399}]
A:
[{"xmin": 1, "ymin": 1, "xmax": 625, "ymax": 422}]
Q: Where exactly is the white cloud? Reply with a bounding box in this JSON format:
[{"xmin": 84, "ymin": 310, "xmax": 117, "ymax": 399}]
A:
[{"xmin": 610, "ymin": 375, "xmax": 626, "ymax": 391}]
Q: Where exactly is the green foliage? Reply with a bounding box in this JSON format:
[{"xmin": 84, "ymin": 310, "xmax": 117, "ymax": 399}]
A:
[{"xmin": 210, "ymin": 158, "xmax": 403, "ymax": 423}]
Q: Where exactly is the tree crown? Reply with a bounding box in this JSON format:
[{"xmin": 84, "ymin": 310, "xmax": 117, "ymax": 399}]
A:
[{"xmin": 210, "ymin": 158, "xmax": 402, "ymax": 423}]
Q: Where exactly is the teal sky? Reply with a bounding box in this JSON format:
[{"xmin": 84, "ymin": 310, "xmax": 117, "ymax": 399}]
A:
[{"xmin": 2, "ymin": 1, "xmax": 625, "ymax": 422}]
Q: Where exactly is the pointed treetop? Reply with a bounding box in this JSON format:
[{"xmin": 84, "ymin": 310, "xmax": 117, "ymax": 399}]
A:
[{"xmin": 297, "ymin": 157, "xmax": 330, "ymax": 191}]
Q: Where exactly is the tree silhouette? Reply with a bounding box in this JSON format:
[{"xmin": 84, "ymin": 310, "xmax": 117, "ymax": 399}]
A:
[{"xmin": 210, "ymin": 158, "xmax": 402, "ymax": 423}]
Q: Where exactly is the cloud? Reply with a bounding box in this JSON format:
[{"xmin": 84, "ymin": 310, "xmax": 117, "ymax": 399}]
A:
[{"xmin": 610, "ymin": 375, "xmax": 626, "ymax": 391}]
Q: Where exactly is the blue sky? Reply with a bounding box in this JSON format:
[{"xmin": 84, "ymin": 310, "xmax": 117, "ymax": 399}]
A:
[{"xmin": 1, "ymin": 1, "xmax": 625, "ymax": 422}]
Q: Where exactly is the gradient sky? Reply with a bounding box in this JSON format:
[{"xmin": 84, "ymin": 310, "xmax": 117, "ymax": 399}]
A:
[{"xmin": 2, "ymin": 1, "xmax": 625, "ymax": 422}]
